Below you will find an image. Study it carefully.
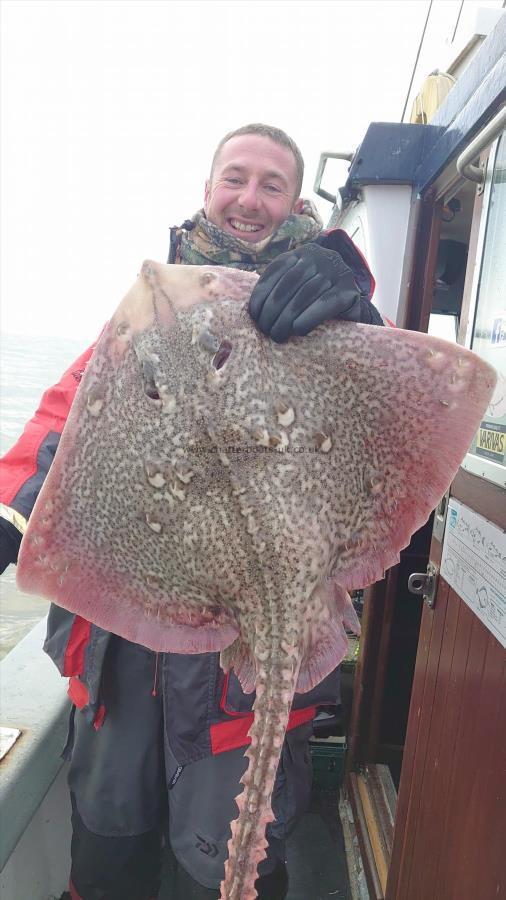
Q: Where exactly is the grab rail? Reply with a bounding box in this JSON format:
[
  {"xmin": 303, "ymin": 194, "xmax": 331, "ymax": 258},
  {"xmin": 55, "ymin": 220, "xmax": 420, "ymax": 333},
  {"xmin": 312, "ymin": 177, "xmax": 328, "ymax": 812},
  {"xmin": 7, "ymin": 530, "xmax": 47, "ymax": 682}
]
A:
[
  {"xmin": 456, "ymin": 105, "xmax": 506, "ymax": 183},
  {"xmin": 313, "ymin": 151, "xmax": 355, "ymax": 203}
]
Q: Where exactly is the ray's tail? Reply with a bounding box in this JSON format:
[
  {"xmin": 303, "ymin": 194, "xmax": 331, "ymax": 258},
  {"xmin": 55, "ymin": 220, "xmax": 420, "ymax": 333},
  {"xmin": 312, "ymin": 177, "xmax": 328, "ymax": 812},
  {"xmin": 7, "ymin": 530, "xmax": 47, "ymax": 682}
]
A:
[{"xmin": 219, "ymin": 647, "xmax": 300, "ymax": 900}]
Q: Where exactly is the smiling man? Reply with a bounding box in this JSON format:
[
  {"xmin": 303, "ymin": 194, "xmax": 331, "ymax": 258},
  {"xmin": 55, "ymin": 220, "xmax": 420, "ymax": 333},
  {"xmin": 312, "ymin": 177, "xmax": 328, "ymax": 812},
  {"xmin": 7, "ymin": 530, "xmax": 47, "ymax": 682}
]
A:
[
  {"xmin": 169, "ymin": 123, "xmax": 384, "ymax": 344},
  {"xmin": 205, "ymin": 131, "xmax": 304, "ymax": 241},
  {"xmin": 0, "ymin": 124, "xmax": 383, "ymax": 900}
]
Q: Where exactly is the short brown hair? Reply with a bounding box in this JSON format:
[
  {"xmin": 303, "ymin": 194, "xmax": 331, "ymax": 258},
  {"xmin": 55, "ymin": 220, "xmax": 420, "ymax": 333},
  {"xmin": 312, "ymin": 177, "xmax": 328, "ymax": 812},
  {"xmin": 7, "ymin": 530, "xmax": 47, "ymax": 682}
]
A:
[{"xmin": 210, "ymin": 123, "xmax": 304, "ymax": 198}]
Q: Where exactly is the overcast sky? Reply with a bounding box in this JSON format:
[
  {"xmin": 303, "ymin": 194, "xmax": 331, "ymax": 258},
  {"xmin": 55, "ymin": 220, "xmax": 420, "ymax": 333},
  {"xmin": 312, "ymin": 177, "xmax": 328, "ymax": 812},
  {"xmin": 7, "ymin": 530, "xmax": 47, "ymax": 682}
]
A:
[{"xmin": 1, "ymin": 0, "xmax": 502, "ymax": 342}]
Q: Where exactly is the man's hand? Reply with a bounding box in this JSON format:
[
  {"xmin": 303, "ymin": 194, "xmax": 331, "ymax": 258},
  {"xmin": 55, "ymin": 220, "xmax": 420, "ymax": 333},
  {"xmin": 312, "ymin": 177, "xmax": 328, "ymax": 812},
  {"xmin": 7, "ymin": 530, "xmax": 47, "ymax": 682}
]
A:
[{"xmin": 248, "ymin": 243, "xmax": 362, "ymax": 343}]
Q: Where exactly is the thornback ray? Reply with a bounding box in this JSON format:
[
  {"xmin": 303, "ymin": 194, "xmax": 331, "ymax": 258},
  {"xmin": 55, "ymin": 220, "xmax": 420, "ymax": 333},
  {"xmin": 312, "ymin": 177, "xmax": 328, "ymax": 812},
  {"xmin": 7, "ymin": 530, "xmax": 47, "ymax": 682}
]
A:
[{"xmin": 16, "ymin": 261, "xmax": 497, "ymax": 900}]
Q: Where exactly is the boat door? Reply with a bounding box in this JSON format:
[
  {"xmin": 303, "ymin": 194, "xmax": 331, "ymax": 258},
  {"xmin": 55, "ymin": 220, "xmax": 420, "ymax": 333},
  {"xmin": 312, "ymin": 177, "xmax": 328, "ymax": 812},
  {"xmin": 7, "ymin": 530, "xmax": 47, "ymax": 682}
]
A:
[{"xmin": 386, "ymin": 129, "xmax": 506, "ymax": 900}]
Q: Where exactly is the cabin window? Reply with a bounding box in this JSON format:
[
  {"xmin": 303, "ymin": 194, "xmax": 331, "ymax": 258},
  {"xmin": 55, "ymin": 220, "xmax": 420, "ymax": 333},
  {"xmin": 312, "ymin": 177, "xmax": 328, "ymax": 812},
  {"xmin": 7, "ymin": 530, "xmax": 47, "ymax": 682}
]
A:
[
  {"xmin": 463, "ymin": 132, "xmax": 506, "ymax": 487},
  {"xmin": 431, "ymin": 195, "xmax": 472, "ymax": 341}
]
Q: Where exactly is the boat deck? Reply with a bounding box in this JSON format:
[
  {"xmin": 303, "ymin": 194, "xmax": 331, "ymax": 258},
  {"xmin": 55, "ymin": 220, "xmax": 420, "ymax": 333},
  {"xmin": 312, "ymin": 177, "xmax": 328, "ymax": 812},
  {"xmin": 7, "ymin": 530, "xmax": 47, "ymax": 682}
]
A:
[{"xmin": 160, "ymin": 789, "xmax": 352, "ymax": 899}]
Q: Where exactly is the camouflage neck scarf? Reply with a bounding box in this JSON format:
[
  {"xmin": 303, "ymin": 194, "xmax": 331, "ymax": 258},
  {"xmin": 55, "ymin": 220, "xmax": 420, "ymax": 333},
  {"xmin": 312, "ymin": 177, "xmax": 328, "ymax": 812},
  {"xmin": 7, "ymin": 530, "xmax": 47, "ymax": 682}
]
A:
[{"xmin": 171, "ymin": 199, "xmax": 323, "ymax": 274}]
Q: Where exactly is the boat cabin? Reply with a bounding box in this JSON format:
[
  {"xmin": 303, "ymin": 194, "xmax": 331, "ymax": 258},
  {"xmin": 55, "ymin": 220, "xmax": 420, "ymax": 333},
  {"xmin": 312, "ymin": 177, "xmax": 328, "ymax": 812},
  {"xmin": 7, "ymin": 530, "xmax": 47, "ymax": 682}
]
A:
[{"xmin": 312, "ymin": 8, "xmax": 505, "ymax": 898}]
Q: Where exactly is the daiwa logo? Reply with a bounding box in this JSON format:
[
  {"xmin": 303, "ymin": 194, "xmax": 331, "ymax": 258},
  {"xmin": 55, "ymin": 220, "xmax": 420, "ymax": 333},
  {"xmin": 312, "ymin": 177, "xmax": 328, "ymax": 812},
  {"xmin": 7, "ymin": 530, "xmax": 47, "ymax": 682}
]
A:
[
  {"xmin": 195, "ymin": 833, "xmax": 219, "ymax": 857},
  {"xmin": 449, "ymin": 508, "xmax": 458, "ymax": 528}
]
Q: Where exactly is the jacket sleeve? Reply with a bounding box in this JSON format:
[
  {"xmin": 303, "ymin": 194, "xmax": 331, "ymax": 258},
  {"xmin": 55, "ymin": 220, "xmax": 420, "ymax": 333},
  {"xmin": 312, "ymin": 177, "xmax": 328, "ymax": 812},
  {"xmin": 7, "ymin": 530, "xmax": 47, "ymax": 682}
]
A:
[
  {"xmin": 316, "ymin": 228, "xmax": 385, "ymax": 326},
  {"xmin": 0, "ymin": 339, "xmax": 100, "ymax": 557}
]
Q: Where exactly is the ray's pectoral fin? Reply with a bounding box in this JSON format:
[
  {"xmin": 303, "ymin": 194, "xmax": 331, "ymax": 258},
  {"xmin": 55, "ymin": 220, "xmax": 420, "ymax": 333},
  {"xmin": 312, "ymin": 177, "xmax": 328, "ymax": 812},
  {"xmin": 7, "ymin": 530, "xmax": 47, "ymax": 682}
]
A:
[
  {"xmin": 323, "ymin": 327, "xmax": 497, "ymax": 594},
  {"xmin": 17, "ymin": 544, "xmax": 239, "ymax": 654},
  {"xmin": 118, "ymin": 593, "xmax": 240, "ymax": 656}
]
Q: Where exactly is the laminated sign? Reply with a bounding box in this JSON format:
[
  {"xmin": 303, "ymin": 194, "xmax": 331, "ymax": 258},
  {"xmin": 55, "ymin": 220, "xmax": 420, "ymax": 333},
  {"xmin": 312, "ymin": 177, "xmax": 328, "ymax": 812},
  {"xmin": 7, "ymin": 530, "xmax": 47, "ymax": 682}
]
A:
[{"xmin": 441, "ymin": 499, "xmax": 506, "ymax": 648}]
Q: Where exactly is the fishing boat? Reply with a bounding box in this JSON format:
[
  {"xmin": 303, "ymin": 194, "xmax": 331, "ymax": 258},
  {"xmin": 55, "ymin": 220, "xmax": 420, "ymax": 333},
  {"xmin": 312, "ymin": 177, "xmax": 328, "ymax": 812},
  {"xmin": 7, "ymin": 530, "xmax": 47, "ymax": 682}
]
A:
[{"xmin": 1, "ymin": 5, "xmax": 505, "ymax": 898}]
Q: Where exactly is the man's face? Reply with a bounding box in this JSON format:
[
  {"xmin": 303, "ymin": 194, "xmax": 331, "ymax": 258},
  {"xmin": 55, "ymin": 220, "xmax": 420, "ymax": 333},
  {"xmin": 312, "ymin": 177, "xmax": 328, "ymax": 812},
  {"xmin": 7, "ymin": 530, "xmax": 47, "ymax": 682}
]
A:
[{"xmin": 204, "ymin": 134, "xmax": 303, "ymax": 243}]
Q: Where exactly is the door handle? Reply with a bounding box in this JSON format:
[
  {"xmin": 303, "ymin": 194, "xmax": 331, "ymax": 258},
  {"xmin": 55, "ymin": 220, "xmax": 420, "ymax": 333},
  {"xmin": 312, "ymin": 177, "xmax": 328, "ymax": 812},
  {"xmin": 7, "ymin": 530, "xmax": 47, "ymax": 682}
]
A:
[{"xmin": 408, "ymin": 562, "xmax": 439, "ymax": 609}]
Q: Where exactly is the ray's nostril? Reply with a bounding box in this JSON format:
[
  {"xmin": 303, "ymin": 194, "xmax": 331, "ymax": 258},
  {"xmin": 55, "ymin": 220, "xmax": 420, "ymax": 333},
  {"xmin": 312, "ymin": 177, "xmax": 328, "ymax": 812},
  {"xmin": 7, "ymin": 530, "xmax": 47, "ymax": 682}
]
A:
[{"xmin": 212, "ymin": 340, "xmax": 232, "ymax": 370}]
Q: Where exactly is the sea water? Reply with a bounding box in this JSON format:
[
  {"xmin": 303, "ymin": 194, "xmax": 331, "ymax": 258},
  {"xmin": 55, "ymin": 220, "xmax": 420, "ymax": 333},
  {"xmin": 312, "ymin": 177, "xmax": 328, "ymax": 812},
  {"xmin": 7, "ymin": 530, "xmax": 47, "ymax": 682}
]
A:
[{"xmin": 0, "ymin": 333, "xmax": 85, "ymax": 659}]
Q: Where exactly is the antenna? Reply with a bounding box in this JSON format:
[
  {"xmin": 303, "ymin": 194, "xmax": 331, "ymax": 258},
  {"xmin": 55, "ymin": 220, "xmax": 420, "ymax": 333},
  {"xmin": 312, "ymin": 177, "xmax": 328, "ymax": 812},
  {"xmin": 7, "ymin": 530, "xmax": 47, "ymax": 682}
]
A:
[
  {"xmin": 451, "ymin": 0, "xmax": 465, "ymax": 45},
  {"xmin": 400, "ymin": 0, "xmax": 433, "ymax": 123}
]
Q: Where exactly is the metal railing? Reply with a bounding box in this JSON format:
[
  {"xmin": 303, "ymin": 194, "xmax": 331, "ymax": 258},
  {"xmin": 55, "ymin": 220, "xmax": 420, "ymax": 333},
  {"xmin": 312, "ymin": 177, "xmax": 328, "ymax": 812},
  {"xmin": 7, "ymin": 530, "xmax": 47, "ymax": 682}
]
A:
[
  {"xmin": 313, "ymin": 151, "xmax": 355, "ymax": 204},
  {"xmin": 456, "ymin": 105, "xmax": 506, "ymax": 182}
]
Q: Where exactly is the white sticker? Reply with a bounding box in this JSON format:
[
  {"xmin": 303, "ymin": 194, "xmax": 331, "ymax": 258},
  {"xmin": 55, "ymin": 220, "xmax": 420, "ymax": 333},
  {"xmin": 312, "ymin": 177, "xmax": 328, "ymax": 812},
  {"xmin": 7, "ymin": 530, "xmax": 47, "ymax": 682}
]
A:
[
  {"xmin": 0, "ymin": 726, "xmax": 21, "ymax": 761},
  {"xmin": 441, "ymin": 499, "xmax": 506, "ymax": 648},
  {"xmin": 491, "ymin": 314, "xmax": 506, "ymax": 347}
]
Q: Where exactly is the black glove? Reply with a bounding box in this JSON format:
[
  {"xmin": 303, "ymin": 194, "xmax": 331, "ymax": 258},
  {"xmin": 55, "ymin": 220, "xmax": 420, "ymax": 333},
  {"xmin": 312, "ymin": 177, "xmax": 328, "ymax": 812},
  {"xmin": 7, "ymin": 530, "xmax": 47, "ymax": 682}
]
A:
[
  {"xmin": 0, "ymin": 519, "xmax": 22, "ymax": 575},
  {"xmin": 248, "ymin": 243, "xmax": 362, "ymax": 343}
]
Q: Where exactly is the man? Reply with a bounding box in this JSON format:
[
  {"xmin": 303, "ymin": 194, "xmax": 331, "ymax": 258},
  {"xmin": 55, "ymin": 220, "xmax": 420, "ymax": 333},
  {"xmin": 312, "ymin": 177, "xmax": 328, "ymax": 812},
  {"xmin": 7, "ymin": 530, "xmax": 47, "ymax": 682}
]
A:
[{"xmin": 0, "ymin": 124, "xmax": 383, "ymax": 900}]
